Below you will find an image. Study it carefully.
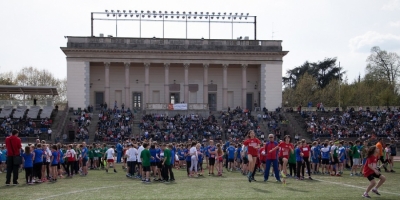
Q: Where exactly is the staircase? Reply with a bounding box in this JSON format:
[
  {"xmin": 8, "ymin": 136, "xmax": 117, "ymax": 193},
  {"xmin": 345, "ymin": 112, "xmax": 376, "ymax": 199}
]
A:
[{"xmin": 87, "ymin": 111, "xmax": 100, "ymax": 142}]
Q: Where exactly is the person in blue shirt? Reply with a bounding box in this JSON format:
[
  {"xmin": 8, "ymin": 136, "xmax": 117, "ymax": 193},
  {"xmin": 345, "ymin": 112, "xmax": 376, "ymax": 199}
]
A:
[
  {"xmin": 116, "ymin": 141, "xmax": 123, "ymax": 163},
  {"xmin": 22, "ymin": 146, "xmax": 34, "ymax": 184},
  {"xmin": 33, "ymin": 144, "xmax": 44, "ymax": 182},
  {"xmin": 227, "ymin": 143, "xmax": 236, "ymax": 171},
  {"xmin": 50, "ymin": 145, "xmax": 59, "ymax": 182},
  {"xmin": 81, "ymin": 142, "xmax": 89, "ymax": 176},
  {"xmin": 295, "ymin": 142, "xmax": 305, "ymax": 179},
  {"xmin": 320, "ymin": 143, "xmax": 330, "ymax": 174},
  {"xmin": 198, "ymin": 145, "xmax": 204, "ymax": 176},
  {"xmin": 170, "ymin": 147, "xmax": 175, "ymax": 167},
  {"xmin": 57, "ymin": 144, "xmax": 64, "ymax": 177},
  {"xmin": 178, "ymin": 146, "xmax": 185, "ymax": 169},
  {"xmin": 149, "ymin": 144, "xmax": 158, "ymax": 178},
  {"xmin": 204, "ymin": 144, "xmax": 210, "ymax": 169},
  {"xmin": 0, "ymin": 146, "xmax": 6, "ymax": 172},
  {"xmin": 185, "ymin": 145, "xmax": 192, "ymax": 176},
  {"xmin": 236, "ymin": 144, "xmax": 242, "ymax": 170},
  {"xmin": 311, "ymin": 141, "xmax": 320, "ymax": 174}
]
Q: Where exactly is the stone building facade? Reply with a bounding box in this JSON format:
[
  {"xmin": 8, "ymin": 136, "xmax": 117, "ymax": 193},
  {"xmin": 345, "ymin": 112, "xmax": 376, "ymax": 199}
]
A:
[{"xmin": 61, "ymin": 37, "xmax": 288, "ymax": 112}]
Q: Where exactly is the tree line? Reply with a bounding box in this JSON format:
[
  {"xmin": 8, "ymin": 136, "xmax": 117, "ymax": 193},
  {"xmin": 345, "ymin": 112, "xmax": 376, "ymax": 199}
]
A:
[
  {"xmin": 282, "ymin": 46, "xmax": 400, "ymax": 108},
  {"xmin": 0, "ymin": 67, "xmax": 66, "ymax": 105}
]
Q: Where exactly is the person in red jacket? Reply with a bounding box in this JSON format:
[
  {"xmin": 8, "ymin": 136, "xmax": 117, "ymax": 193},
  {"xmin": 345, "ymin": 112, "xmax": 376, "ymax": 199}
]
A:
[
  {"xmin": 263, "ymin": 134, "xmax": 281, "ymax": 182},
  {"xmin": 362, "ymin": 146, "xmax": 386, "ymax": 198},
  {"xmin": 5, "ymin": 129, "xmax": 22, "ymax": 186},
  {"xmin": 269, "ymin": 135, "xmax": 294, "ymax": 185}
]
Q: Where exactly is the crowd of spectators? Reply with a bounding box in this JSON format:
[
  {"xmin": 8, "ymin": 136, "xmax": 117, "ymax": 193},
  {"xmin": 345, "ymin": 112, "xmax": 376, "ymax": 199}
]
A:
[
  {"xmin": 300, "ymin": 106, "xmax": 400, "ymax": 141},
  {"xmin": 137, "ymin": 113, "xmax": 221, "ymax": 142},
  {"xmin": 93, "ymin": 107, "xmax": 133, "ymax": 142},
  {"xmin": 0, "ymin": 117, "xmax": 52, "ymax": 138}
]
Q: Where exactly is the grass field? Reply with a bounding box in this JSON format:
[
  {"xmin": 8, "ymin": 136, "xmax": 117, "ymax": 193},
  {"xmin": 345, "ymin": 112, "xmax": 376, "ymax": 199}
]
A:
[{"xmin": 1, "ymin": 163, "xmax": 400, "ymax": 200}]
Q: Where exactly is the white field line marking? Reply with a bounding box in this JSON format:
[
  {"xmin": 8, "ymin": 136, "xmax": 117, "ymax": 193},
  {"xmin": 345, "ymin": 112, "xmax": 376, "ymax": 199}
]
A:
[
  {"xmin": 34, "ymin": 177, "xmax": 245, "ymax": 200},
  {"xmin": 315, "ymin": 178, "xmax": 400, "ymax": 196}
]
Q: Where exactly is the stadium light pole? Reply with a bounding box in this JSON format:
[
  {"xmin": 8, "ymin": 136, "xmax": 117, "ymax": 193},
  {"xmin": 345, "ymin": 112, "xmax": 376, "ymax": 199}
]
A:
[{"xmin": 91, "ymin": 10, "xmax": 257, "ymax": 40}]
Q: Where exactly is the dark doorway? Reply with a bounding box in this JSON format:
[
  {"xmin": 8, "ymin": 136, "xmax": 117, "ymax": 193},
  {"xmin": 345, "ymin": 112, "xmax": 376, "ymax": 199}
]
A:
[
  {"xmin": 208, "ymin": 93, "xmax": 217, "ymax": 111},
  {"xmin": 170, "ymin": 93, "xmax": 180, "ymax": 104},
  {"xmin": 246, "ymin": 93, "xmax": 253, "ymax": 110},
  {"xmin": 95, "ymin": 92, "xmax": 104, "ymax": 110}
]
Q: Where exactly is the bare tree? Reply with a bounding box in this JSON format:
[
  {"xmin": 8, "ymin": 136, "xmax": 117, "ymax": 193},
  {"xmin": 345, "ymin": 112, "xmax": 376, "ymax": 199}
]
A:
[{"xmin": 366, "ymin": 46, "xmax": 400, "ymax": 89}]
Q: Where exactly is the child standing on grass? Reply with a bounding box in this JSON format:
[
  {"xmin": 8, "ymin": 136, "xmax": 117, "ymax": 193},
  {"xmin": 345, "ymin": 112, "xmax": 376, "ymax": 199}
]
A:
[
  {"xmin": 288, "ymin": 145, "xmax": 296, "ymax": 177},
  {"xmin": 22, "ymin": 146, "xmax": 34, "ymax": 185},
  {"xmin": 33, "ymin": 143, "xmax": 43, "ymax": 183},
  {"xmin": 141, "ymin": 143, "xmax": 151, "ymax": 184},
  {"xmin": 105, "ymin": 145, "xmax": 117, "ymax": 173},
  {"xmin": 362, "ymin": 146, "xmax": 386, "ymax": 198},
  {"xmin": 295, "ymin": 141, "xmax": 305, "ymax": 180},
  {"xmin": 50, "ymin": 145, "xmax": 59, "ymax": 182},
  {"xmin": 189, "ymin": 141, "xmax": 198, "ymax": 177},
  {"xmin": 197, "ymin": 143, "xmax": 204, "ymax": 176},
  {"xmin": 216, "ymin": 143, "xmax": 224, "ymax": 176}
]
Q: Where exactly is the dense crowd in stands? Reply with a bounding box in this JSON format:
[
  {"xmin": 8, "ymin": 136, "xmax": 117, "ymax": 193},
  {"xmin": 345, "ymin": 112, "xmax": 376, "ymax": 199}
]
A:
[
  {"xmin": 93, "ymin": 107, "xmax": 133, "ymax": 142},
  {"xmin": 134, "ymin": 106, "xmax": 287, "ymax": 144},
  {"xmin": 138, "ymin": 113, "xmax": 221, "ymax": 142},
  {"xmin": 299, "ymin": 106, "xmax": 400, "ymax": 141},
  {"xmin": 0, "ymin": 117, "xmax": 52, "ymax": 137}
]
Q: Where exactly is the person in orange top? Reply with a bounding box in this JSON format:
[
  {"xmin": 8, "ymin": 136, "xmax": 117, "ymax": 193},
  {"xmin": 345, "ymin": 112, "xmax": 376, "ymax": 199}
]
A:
[{"xmin": 375, "ymin": 138, "xmax": 388, "ymax": 171}]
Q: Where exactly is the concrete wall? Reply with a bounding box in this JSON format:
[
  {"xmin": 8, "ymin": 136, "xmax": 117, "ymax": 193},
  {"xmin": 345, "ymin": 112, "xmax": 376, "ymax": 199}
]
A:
[
  {"xmin": 67, "ymin": 60, "xmax": 89, "ymax": 109},
  {"xmin": 260, "ymin": 61, "xmax": 283, "ymax": 111},
  {"xmin": 88, "ymin": 62, "xmax": 261, "ymax": 111}
]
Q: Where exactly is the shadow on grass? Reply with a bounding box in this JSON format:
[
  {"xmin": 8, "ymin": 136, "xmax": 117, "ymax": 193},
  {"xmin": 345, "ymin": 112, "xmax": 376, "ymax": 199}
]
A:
[
  {"xmin": 283, "ymin": 187, "xmax": 309, "ymax": 193},
  {"xmin": 252, "ymin": 188, "xmax": 271, "ymax": 194}
]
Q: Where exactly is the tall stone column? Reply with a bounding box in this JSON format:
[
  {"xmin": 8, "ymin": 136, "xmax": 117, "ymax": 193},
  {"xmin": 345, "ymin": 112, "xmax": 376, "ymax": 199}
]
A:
[
  {"xmin": 144, "ymin": 63, "xmax": 150, "ymax": 108},
  {"xmin": 104, "ymin": 62, "xmax": 110, "ymax": 106},
  {"xmin": 203, "ymin": 63, "xmax": 209, "ymax": 104},
  {"xmin": 242, "ymin": 64, "xmax": 248, "ymax": 109},
  {"xmin": 222, "ymin": 64, "xmax": 229, "ymax": 110},
  {"xmin": 184, "ymin": 63, "xmax": 190, "ymax": 103},
  {"xmin": 164, "ymin": 63, "xmax": 170, "ymax": 104},
  {"xmin": 124, "ymin": 62, "xmax": 130, "ymax": 108}
]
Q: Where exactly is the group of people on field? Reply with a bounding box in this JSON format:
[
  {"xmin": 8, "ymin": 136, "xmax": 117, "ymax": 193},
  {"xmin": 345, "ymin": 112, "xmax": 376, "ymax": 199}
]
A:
[{"xmin": 2, "ymin": 128, "xmax": 397, "ymax": 198}]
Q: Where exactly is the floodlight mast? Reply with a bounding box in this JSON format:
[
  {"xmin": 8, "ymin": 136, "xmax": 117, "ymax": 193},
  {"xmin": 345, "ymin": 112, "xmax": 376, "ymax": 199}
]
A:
[{"xmin": 91, "ymin": 11, "xmax": 257, "ymax": 40}]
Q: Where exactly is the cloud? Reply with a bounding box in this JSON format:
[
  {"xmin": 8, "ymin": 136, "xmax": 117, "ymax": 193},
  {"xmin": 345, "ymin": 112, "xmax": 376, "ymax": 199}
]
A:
[
  {"xmin": 382, "ymin": 0, "xmax": 400, "ymax": 10},
  {"xmin": 349, "ymin": 31, "xmax": 400, "ymax": 53},
  {"xmin": 389, "ymin": 21, "xmax": 400, "ymax": 27}
]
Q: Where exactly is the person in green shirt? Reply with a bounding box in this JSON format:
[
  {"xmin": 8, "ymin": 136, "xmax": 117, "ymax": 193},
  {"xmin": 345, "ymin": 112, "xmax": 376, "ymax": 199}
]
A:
[
  {"xmin": 101, "ymin": 144, "xmax": 108, "ymax": 169},
  {"xmin": 93, "ymin": 145, "xmax": 101, "ymax": 169},
  {"xmin": 140, "ymin": 143, "xmax": 151, "ymax": 184},
  {"xmin": 162, "ymin": 144, "xmax": 175, "ymax": 182},
  {"xmin": 288, "ymin": 146, "xmax": 296, "ymax": 177},
  {"xmin": 350, "ymin": 140, "xmax": 361, "ymax": 176},
  {"xmin": 88, "ymin": 145, "xmax": 94, "ymax": 169}
]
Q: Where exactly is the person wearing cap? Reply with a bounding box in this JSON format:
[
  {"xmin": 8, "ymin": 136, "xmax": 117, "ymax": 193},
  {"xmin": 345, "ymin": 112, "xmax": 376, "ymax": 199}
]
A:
[{"xmin": 264, "ymin": 134, "xmax": 281, "ymax": 182}]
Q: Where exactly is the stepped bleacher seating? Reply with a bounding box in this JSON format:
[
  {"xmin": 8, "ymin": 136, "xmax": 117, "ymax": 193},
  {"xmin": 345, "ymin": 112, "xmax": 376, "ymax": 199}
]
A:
[
  {"xmin": 13, "ymin": 106, "xmax": 27, "ymax": 119},
  {"xmin": 40, "ymin": 106, "xmax": 53, "ymax": 119},
  {"xmin": 0, "ymin": 106, "xmax": 13, "ymax": 118},
  {"xmin": 27, "ymin": 106, "xmax": 40, "ymax": 119}
]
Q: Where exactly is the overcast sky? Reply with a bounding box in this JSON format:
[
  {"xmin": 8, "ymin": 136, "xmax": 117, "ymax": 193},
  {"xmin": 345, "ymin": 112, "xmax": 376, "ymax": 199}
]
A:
[{"xmin": 0, "ymin": 0, "xmax": 399, "ymax": 81}]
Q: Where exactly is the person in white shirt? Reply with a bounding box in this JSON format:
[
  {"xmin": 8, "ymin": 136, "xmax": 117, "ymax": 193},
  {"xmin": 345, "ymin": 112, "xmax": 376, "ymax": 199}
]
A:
[
  {"xmin": 105, "ymin": 146, "xmax": 117, "ymax": 173},
  {"xmin": 126, "ymin": 143, "xmax": 138, "ymax": 177},
  {"xmin": 47, "ymin": 128, "xmax": 52, "ymax": 140},
  {"xmin": 137, "ymin": 144, "xmax": 144, "ymax": 178},
  {"xmin": 189, "ymin": 141, "xmax": 199, "ymax": 177}
]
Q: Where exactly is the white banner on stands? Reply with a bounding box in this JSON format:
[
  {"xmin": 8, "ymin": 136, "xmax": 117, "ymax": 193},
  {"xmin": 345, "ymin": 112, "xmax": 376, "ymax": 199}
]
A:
[{"xmin": 173, "ymin": 103, "xmax": 187, "ymax": 110}]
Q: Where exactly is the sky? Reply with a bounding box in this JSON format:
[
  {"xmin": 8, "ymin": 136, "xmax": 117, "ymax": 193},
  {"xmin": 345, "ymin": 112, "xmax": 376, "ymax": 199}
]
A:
[{"xmin": 0, "ymin": 0, "xmax": 399, "ymax": 81}]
